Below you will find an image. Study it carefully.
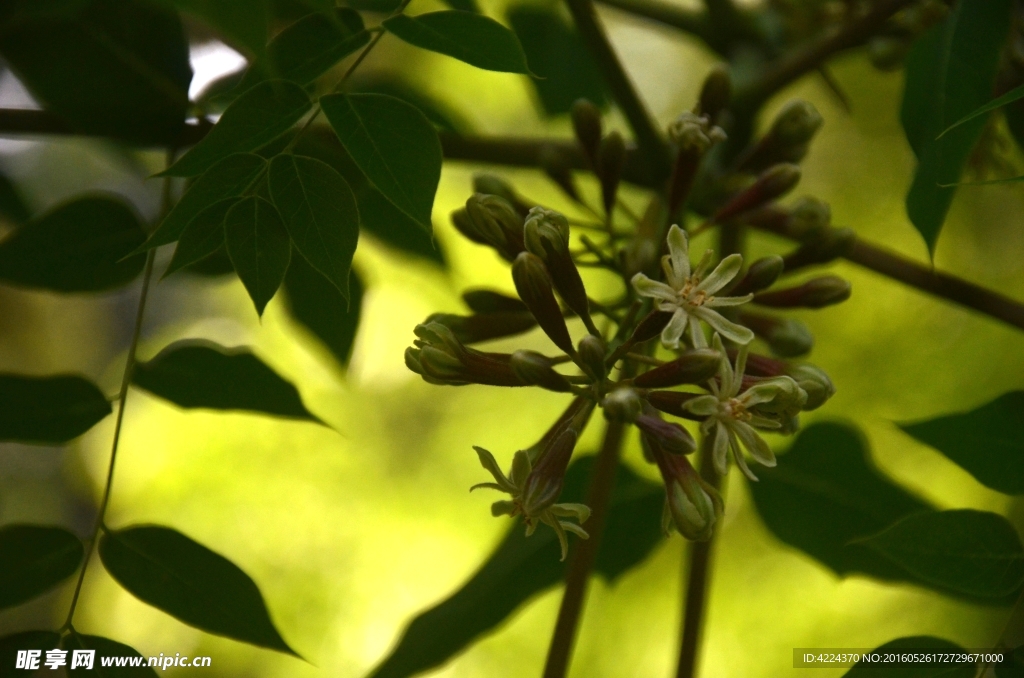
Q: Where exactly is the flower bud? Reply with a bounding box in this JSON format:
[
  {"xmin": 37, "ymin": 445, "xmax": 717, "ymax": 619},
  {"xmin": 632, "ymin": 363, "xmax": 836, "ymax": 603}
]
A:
[
  {"xmin": 635, "ymin": 413, "xmax": 696, "ymax": 455},
  {"xmin": 577, "ymin": 335, "xmax": 607, "ymax": 380},
  {"xmin": 747, "ymin": 376, "xmax": 807, "ymax": 419},
  {"xmin": 633, "ymin": 349, "xmax": 721, "ymax": 388},
  {"xmin": 473, "ymin": 174, "xmax": 529, "ymax": 214},
  {"xmin": 645, "ymin": 390, "xmax": 703, "ymax": 420},
  {"xmin": 524, "ymin": 207, "xmax": 570, "ymax": 257},
  {"xmin": 465, "ymin": 194, "xmax": 526, "ymax": 261},
  {"xmin": 521, "ymin": 428, "xmax": 577, "ymax": 517},
  {"xmin": 738, "ymin": 312, "xmax": 814, "ymax": 357},
  {"xmin": 697, "ymin": 66, "xmax": 731, "ymax": 125},
  {"xmin": 711, "ymin": 164, "xmax": 802, "ymax": 224},
  {"xmin": 728, "ymin": 255, "xmax": 784, "ymax": 296},
  {"xmin": 525, "ymin": 396, "xmax": 591, "ymax": 462},
  {"xmin": 427, "ymin": 311, "xmax": 537, "ymax": 344},
  {"xmin": 781, "ymin": 227, "xmax": 855, "ymax": 270},
  {"xmin": 650, "ymin": 440, "xmax": 723, "ymax": 540},
  {"xmin": 407, "ymin": 322, "xmax": 525, "ymax": 386},
  {"xmin": 628, "ymin": 310, "xmax": 674, "ymax": 345},
  {"xmin": 737, "ymin": 101, "xmax": 823, "ymax": 171},
  {"xmin": 602, "ymin": 387, "xmax": 643, "ymax": 422},
  {"xmin": 462, "ymin": 289, "xmax": 529, "ymax": 314},
  {"xmin": 598, "ymin": 131, "xmax": 626, "ymax": 214},
  {"xmin": 510, "ymin": 350, "xmax": 573, "ymax": 392},
  {"xmin": 571, "ymin": 99, "xmax": 603, "ymax": 167},
  {"xmin": 512, "ymin": 252, "xmax": 575, "ymax": 355},
  {"xmin": 753, "ymin": 275, "xmax": 851, "ymax": 309},
  {"xmin": 668, "ymin": 111, "xmax": 727, "ymax": 153},
  {"xmin": 540, "ymin": 145, "xmax": 580, "ymax": 201},
  {"xmin": 786, "ymin": 363, "xmax": 835, "ymax": 410},
  {"xmin": 787, "ymin": 197, "xmax": 832, "ymax": 240}
]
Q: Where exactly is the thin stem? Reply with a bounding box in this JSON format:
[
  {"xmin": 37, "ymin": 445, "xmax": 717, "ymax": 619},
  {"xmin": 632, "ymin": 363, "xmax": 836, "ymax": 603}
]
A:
[
  {"xmin": 563, "ymin": 0, "xmax": 672, "ymax": 185},
  {"xmin": 543, "ymin": 416, "xmax": 628, "ymax": 678},
  {"xmin": 62, "ymin": 248, "xmax": 157, "ymax": 630}
]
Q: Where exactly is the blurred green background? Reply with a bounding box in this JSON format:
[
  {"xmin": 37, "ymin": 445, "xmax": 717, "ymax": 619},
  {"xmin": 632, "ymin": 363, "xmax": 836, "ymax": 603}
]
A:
[{"xmin": 1, "ymin": 0, "xmax": 1023, "ymax": 675}]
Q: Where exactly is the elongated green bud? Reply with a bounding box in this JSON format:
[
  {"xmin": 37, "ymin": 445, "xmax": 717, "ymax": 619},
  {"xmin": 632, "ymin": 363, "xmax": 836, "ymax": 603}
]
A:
[
  {"xmin": 651, "ymin": 440, "xmax": 723, "ymax": 540},
  {"xmin": 426, "ymin": 311, "xmax": 537, "ymax": 344},
  {"xmin": 512, "ymin": 252, "xmax": 575, "ymax": 355},
  {"xmin": 473, "ymin": 174, "xmax": 530, "ymax": 214},
  {"xmin": 462, "ymin": 289, "xmax": 529, "ymax": 314},
  {"xmin": 465, "ymin": 194, "xmax": 526, "ymax": 261},
  {"xmin": 753, "ymin": 275, "xmax": 851, "ymax": 309},
  {"xmin": 510, "ymin": 350, "xmax": 573, "ymax": 392},
  {"xmin": 524, "ymin": 207, "xmax": 593, "ymax": 329},
  {"xmin": 598, "ymin": 131, "xmax": 625, "ymax": 215},
  {"xmin": 571, "ymin": 99, "xmax": 603, "ymax": 167},
  {"xmin": 602, "ymin": 387, "xmax": 643, "ymax": 422},
  {"xmin": 786, "ymin": 363, "xmax": 835, "ymax": 410},
  {"xmin": 406, "ymin": 322, "xmax": 526, "ymax": 386},
  {"xmin": 787, "ymin": 197, "xmax": 832, "ymax": 239},
  {"xmin": 577, "ymin": 335, "xmax": 607, "ymax": 380},
  {"xmin": 728, "ymin": 255, "xmax": 784, "ymax": 296},
  {"xmin": 738, "ymin": 100, "xmax": 823, "ymax": 171},
  {"xmin": 633, "ymin": 349, "xmax": 722, "ymax": 388},
  {"xmin": 712, "ymin": 164, "xmax": 801, "ymax": 224}
]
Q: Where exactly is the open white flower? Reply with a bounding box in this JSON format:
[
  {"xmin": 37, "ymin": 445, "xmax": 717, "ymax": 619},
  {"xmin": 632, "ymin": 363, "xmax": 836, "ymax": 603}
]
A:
[
  {"xmin": 683, "ymin": 335, "xmax": 806, "ymax": 480},
  {"xmin": 631, "ymin": 225, "xmax": 754, "ymax": 349}
]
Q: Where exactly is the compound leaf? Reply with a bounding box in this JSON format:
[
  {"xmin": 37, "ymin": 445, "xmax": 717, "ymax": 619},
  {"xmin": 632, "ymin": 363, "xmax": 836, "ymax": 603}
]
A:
[
  {"xmin": 0, "ymin": 525, "xmax": 83, "ymax": 610},
  {"xmin": 383, "ymin": 11, "xmax": 530, "ymax": 74},
  {"xmin": 283, "ymin": 252, "xmax": 363, "ymax": 367},
  {"xmin": 0, "ymin": 374, "xmax": 111, "ymax": 444},
  {"xmin": 224, "ymin": 196, "xmax": 291, "ymax": 316},
  {"xmin": 164, "ymin": 199, "xmax": 236, "ymax": 278}
]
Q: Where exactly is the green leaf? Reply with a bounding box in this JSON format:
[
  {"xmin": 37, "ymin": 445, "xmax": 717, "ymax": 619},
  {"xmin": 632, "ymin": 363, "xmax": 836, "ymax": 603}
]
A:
[
  {"xmin": 844, "ymin": 637, "xmax": 974, "ymax": 677},
  {"xmin": 0, "ymin": 197, "xmax": 146, "ymax": 292},
  {"xmin": 225, "ymin": 196, "xmax": 291, "ymax": 316},
  {"xmin": 99, "ymin": 525, "xmax": 297, "ymax": 654},
  {"xmin": 506, "ymin": 6, "xmax": 607, "ymax": 116},
  {"xmin": 0, "ymin": 631, "xmax": 62, "ymax": 678},
  {"xmin": 269, "ymin": 154, "xmax": 359, "ymax": 297},
  {"xmin": 0, "ymin": 0, "xmax": 191, "ymax": 144},
  {"xmin": 0, "ymin": 374, "xmax": 111, "ymax": 444},
  {"xmin": 62, "ymin": 632, "xmax": 158, "ymax": 676},
  {"xmin": 162, "ymin": 0, "xmax": 268, "ymax": 57},
  {"xmin": 133, "ymin": 339, "xmax": 319, "ymax": 421},
  {"xmin": 0, "ymin": 525, "xmax": 83, "ymax": 610},
  {"xmin": 320, "ymin": 93, "xmax": 442, "ymax": 230},
  {"xmin": 748, "ymin": 422, "xmax": 933, "ymax": 581},
  {"xmin": 291, "ymin": 129, "xmax": 444, "ymax": 265},
  {"xmin": 164, "ymin": 80, "xmax": 311, "ymax": 178},
  {"xmin": 939, "ymin": 82, "xmax": 1024, "ymax": 138},
  {"xmin": 283, "ymin": 257, "xmax": 362, "ymax": 366},
  {"xmin": 899, "ymin": 391, "xmax": 1024, "ymax": 495},
  {"xmin": 856, "ymin": 509, "xmax": 1024, "ymax": 599},
  {"xmin": 142, "ymin": 153, "xmax": 267, "ymax": 251},
  {"xmin": 164, "ymin": 199, "xmax": 236, "ymax": 278},
  {"xmin": 351, "ymin": 75, "xmax": 472, "ymax": 134},
  {"xmin": 368, "ymin": 456, "xmax": 664, "ymax": 678},
  {"xmin": 900, "ymin": 0, "xmax": 1013, "ymax": 253},
  {"xmin": 383, "ymin": 11, "xmax": 531, "ymax": 74},
  {"xmin": 0, "ymin": 170, "xmax": 31, "ymax": 224},
  {"xmin": 237, "ymin": 8, "xmax": 369, "ymax": 90}
]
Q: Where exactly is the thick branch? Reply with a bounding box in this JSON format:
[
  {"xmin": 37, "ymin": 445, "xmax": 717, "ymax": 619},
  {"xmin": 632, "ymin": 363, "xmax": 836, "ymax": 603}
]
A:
[
  {"xmin": 733, "ymin": 0, "xmax": 916, "ymax": 111},
  {"xmin": 595, "ymin": 0, "xmax": 715, "ymax": 47},
  {"xmin": 0, "ymin": 108, "xmax": 210, "ymax": 147},
  {"xmin": 563, "ymin": 0, "xmax": 673, "ymax": 184}
]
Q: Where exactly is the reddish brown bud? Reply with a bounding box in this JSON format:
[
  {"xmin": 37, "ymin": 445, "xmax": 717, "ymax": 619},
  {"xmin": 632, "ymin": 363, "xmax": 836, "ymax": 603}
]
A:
[
  {"xmin": 629, "ymin": 310, "xmax": 674, "ymax": 345},
  {"xmin": 426, "ymin": 311, "xmax": 537, "ymax": 344},
  {"xmin": 753, "ymin": 275, "xmax": 851, "ymax": 309},
  {"xmin": 697, "ymin": 66, "xmax": 731, "ymax": 125},
  {"xmin": 646, "ymin": 391, "xmax": 704, "ymax": 420},
  {"xmin": 598, "ymin": 131, "xmax": 626, "ymax": 215},
  {"xmin": 633, "ymin": 349, "xmax": 722, "ymax": 388},
  {"xmin": 512, "ymin": 252, "xmax": 575, "ymax": 355},
  {"xmin": 462, "ymin": 289, "xmax": 529, "ymax": 314},
  {"xmin": 577, "ymin": 335, "xmax": 607, "ymax": 380},
  {"xmin": 712, "ymin": 164, "xmax": 802, "ymax": 224},
  {"xmin": 728, "ymin": 255, "xmax": 784, "ymax": 296},
  {"xmin": 781, "ymin": 227, "xmax": 855, "ymax": 271},
  {"xmin": 571, "ymin": 99, "xmax": 603, "ymax": 167},
  {"xmin": 510, "ymin": 350, "xmax": 573, "ymax": 392},
  {"xmin": 635, "ymin": 412, "xmax": 696, "ymax": 455}
]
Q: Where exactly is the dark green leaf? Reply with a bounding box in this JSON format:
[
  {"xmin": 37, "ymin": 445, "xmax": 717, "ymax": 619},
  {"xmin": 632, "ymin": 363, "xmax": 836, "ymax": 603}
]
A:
[
  {"xmin": 440, "ymin": 0, "xmax": 478, "ymax": 12},
  {"xmin": 0, "ymin": 197, "xmax": 145, "ymax": 292},
  {"xmin": 0, "ymin": 525, "xmax": 83, "ymax": 610},
  {"xmin": 63, "ymin": 632, "xmax": 158, "ymax": 676},
  {"xmin": 164, "ymin": 80, "xmax": 311, "ymax": 177},
  {"xmin": 143, "ymin": 153, "xmax": 267, "ymax": 251},
  {"xmin": 856, "ymin": 509, "xmax": 1024, "ymax": 599},
  {"xmin": 0, "ymin": 631, "xmax": 61, "ymax": 678},
  {"xmin": 749, "ymin": 422, "xmax": 933, "ymax": 581},
  {"xmin": 0, "ymin": 374, "xmax": 111, "ymax": 444},
  {"xmin": 900, "ymin": 0, "xmax": 1013, "ymax": 253},
  {"xmin": 133, "ymin": 339, "xmax": 319, "ymax": 421},
  {"xmin": 99, "ymin": 525, "xmax": 296, "ymax": 655},
  {"xmin": 182, "ymin": 247, "xmax": 237, "ymax": 277},
  {"xmin": 0, "ymin": 0, "xmax": 191, "ymax": 144},
  {"xmin": 225, "ymin": 197, "xmax": 291, "ymax": 316},
  {"xmin": 0, "ymin": 170, "xmax": 30, "ymax": 224},
  {"xmin": 283, "ymin": 257, "xmax": 362, "ymax": 366},
  {"xmin": 939, "ymin": 82, "xmax": 1024, "ymax": 138},
  {"xmin": 368, "ymin": 457, "xmax": 664, "ymax": 678},
  {"xmin": 320, "ymin": 93, "xmax": 441, "ymax": 230},
  {"xmin": 269, "ymin": 154, "xmax": 359, "ymax": 297},
  {"xmin": 383, "ymin": 11, "xmax": 531, "ymax": 74},
  {"xmin": 237, "ymin": 9, "xmax": 369, "ymax": 90},
  {"xmin": 506, "ymin": 6, "xmax": 607, "ymax": 116},
  {"xmin": 350, "ymin": 75, "xmax": 471, "ymax": 134},
  {"xmin": 164, "ymin": 200, "xmax": 236, "ymax": 278},
  {"xmin": 162, "ymin": 0, "xmax": 268, "ymax": 57},
  {"xmin": 844, "ymin": 637, "xmax": 974, "ymax": 678},
  {"xmin": 899, "ymin": 391, "xmax": 1024, "ymax": 495},
  {"xmin": 996, "ymin": 644, "xmax": 1024, "ymax": 678},
  {"xmin": 292, "ymin": 129, "xmax": 445, "ymax": 265}
]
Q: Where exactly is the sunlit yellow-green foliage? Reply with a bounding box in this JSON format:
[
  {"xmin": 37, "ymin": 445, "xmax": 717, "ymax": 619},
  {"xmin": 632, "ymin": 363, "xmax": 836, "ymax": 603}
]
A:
[{"xmin": 1, "ymin": 2, "xmax": 1023, "ymax": 676}]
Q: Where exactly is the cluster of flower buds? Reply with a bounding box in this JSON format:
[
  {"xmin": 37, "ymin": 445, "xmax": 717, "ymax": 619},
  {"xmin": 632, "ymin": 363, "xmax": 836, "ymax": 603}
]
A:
[{"xmin": 404, "ymin": 74, "xmax": 853, "ymax": 552}]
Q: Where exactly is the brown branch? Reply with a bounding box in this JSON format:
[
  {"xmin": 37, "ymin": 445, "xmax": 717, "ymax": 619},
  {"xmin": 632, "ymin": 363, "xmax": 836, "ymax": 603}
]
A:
[{"xmin": 733, "ymin": 0, "xmax": 917, "ymax": 112}]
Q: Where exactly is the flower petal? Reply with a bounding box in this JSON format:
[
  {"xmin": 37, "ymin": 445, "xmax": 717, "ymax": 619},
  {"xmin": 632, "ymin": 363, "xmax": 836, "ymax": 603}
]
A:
[
  {"xmin": 694, "ymin": 307, "xmax": 755, "ymax": 346},
  {"xmin": 632, "ymin": 273, "xmax": 678, "ymax": 302},
  {"xmin": 660, "ymin": 309, "xmax": 689, "ymax": 349},
  {"xmin": 697, "ymin": 253, "xmax": 744, "ymax": 294},
  {"xmin": 473, "ymin": 446, "xmax": 516, "ymax": 492},
  {"xmin": 688, "ymin": 314, "xmax": 708, "ymax": 348},
  {"xmin": 665, "ymin": 224, "xmax": 691, "ymax": 285},
  {"xmin": 684, "ymin": 395, "xmax": 721, "ymax": 417},
  {"xmin": 705, "ymin": 293, "xmax": 753, "ymax": 308},
  {"xmin": 712, "ymin": 421, "xmax": 730, "ymax": 475},
  {"xmin": 732, "ymin": 420, "xmax": 777, "ymax": 467},
  {"xmin": 692, "ymin": 249, "xmax": 714, "ymax": 281},
  {"xmin": 742, "ymin": 376, "xmax": 802, "ymax": 406},
  {"xmin": 734, "ymin": 343, "xmax": 749, "ymax": 383},
  {"xmin": 728, "ymin": 428, "xmax": 760, "ymax": 481},
  {"xmin": 711, "ymin": 333, "xmax": 734, "ymax": 396},
  {"xmin": 749, "ymin": 414, "xmax": 783, "ymax": 429}
]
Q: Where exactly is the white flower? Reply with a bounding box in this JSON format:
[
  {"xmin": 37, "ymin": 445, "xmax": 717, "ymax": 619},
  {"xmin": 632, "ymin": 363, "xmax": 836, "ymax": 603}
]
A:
[
  {"xmin": 668, "ymin": 112, "xmax": 727, "ymax": 153},
  {"xmin": 631, "ymin": 225, "xmax": 754, "ymax": 349},
  {"xmin": 683, "ymin": 335, "xmax": 806, "ymax": 480}
]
